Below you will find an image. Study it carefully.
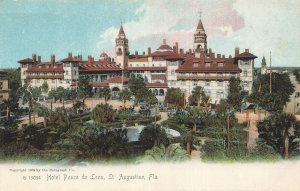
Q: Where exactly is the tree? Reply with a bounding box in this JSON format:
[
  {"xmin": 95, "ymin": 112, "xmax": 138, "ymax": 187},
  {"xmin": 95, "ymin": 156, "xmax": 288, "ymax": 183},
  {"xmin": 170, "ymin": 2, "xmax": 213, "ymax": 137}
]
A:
[
  {"xmin": 227, "ymin": 77, "xmax": 247, "ymax": 111},
  {"xmin": 67, "ymin": 89, "xmax": 77, "ymax": 106},
  {"xmin": 2, "ymin": 98, "xmax": 18, "ymax": 121},
  {"xmin": 99, "ymin": 87, "xmax": 111, "ymax": 103},
  {"xmin": 139, "ymin": 125, "xmax": 169, "ymax": 149},
  {"xmin": 257, "ymin": 112, "xmax": 300, "ymax": 159},
  {"xmin": 48, "ymin": 89, "xmax": 57, "ymax": 111},
  {"xmin": 78, "ymin": 75, "xmax": 93, "ymax": 106},
  {"xmin": 191, "ymin": 86, "xmax": 206, "ymax": 107},
  {"xmin": 293, "ymin": 69, "xmax": 300, "ymax": 83},
  {"xmin": 164, "ymin": 88, "xmax": 184, "ymax": 108},
  {"xmin": 128, "ymin": 76, "xmax": 146, "ymax": 105},
  {"xmin": 250, "ymin": 73, "xmax": 294, "ymax": 112},
  {"xmin": 144, "ymin": 89, "xmax": 158, "ymax": 106},
  {"xmin": 41, "ymin": 81, "xmax": 49, "ymax": 95},
  {"xmin": 119, "ymin": 88, "xmax": 132, "ymax": 107},
  {"xmin": 18, "ymin": 81, "xmax": 41, "ymax": 125},
  {"xmin": 142, "ymin": 143, "xmax": 187, "ymax": 162},
  {"xmin": 56, "ymin": 86, "xmax": 68, "ymax": 108},
  {"xmin": 90, "ymin": 103, "xmax": 116, "ymax": 124}
]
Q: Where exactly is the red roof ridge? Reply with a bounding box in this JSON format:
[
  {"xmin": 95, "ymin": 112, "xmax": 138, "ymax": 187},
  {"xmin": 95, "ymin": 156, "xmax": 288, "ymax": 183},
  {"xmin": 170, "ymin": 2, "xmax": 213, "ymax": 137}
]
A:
[
  {"xmin": 119, "ymin": 25, "xmax": 125, "ymax": 35},
  {"xmin": 197, "ymin": 19, "xmax": 205, "ymax": 30}
]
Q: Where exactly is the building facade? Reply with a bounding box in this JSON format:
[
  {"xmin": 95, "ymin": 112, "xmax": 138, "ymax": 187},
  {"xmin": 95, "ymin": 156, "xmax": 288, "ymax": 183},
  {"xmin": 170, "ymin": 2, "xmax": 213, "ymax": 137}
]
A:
[{"xmin": 19, "ymin": 18, "xmax": 257, "ymax": 104}]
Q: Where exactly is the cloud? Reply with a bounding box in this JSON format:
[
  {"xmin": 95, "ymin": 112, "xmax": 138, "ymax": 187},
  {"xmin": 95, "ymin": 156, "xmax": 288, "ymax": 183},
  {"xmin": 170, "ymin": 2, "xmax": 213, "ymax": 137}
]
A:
[
  {"xmin": 96, "ymin": 0, "xmax": 244, "ymax": 56},
  {"xmin": 96, "ymin": 0, "xmax": 300, "ymax": 67}
]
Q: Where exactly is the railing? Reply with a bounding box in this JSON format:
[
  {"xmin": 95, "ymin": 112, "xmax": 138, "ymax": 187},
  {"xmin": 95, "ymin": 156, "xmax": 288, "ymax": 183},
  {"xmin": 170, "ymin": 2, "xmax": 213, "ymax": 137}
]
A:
[{"xmin": 177, "ymin": 75, "xmax": 233, "ymax": 80}]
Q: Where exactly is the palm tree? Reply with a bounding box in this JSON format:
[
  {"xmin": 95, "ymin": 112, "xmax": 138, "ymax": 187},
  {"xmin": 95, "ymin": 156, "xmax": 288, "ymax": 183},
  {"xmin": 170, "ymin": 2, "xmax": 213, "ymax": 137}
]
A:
[
  {"xmin": 257, "ymin": 112, "xmax": 299, "ymax": 159},
  {"xmin": 2, "ymin": 98, "xmax": 18, "ymax": 121},
  {"xmin": 191, "ymin": 86, "xmax": 206, "ymax": 108},
  {"xmin": 56, "ymin": 86, "xmax": 67, "ymax": 108},
  {"xmin": 48, "ymin": 89, "xmax": 57, "ymax": 112},
  {"xmin": 119, "ymin": 89, "xmax": 132, "ymax": 108},
  {"xmin": 18, "ymin": 81, "xmax": 41, "ymax": 125},
  {"xmin": 100, "ymin": 87, "xmax": 111, "ymax": 103}
]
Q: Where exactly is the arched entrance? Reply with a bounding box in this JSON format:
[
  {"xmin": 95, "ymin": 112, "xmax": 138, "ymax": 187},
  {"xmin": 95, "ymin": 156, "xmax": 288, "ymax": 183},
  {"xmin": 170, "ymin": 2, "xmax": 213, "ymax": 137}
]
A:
[{"xmin": 111, "ymin": 87, "xmax": 120, "ymax": 100}]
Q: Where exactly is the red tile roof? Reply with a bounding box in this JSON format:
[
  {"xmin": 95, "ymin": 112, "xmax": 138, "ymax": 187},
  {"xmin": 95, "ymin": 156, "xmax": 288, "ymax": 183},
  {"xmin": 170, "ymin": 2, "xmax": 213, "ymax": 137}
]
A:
[
  {"xmin": 235, "ymin": 52, "xmax": 257, "ymax": 59},
  {"xmin": 126, "ymin": 67, "xmax": 167, "ymax": 71},
  {"xmin": 197, "ymin": 19, "xmax": 205, "ymax": 30},
  {"xmin": 150, "ymin": 50, "xmax": 182, "ymax": 60},
  {"xmin": 106, "ymin": 76, "xmax": 129, "ymax": 83},
  {"xmin": 79, "ymin": 63, "xmax": 121, "ymax": 72},
  {"xmin": 176, "ymin": 57, "xmax": 241, "ymax": 73},
  {"xmin": 158, "ymin": 44, "xmax": 173, "ymax": 50},
  {"xmin": 26, "ymin": 63, "xmax": 64, "ymax": 72},
  {"xmin": 119, "ymin": 25, "xmax": 125, "ymax": 35},
  {"xmin": 61, "ymin": 57, "xmax": 81, "ymax": 62},
  {"xmin": 18, "ymin": 58, "xmax": 35, "ymax": 63}
]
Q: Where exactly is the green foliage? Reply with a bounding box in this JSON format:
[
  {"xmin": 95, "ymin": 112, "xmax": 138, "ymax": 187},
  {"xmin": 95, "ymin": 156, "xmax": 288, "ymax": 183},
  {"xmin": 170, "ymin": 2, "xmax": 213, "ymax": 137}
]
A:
[
  {"xmin": 164, "ymin": 88, "xmax": 184, "ymax": 107},
  {"xmin": 90, "ymin": 103, "xmax": 116, "ymax": 124},
  {"xmin": 250, "ymin": 73, "xmax": 294, "ymax": 112},
  {"xmin": 293, "ymin": 68, "xmax": 300, "ymax": 83},
  {"xmin": 227, "ymin": 77, "xmax": 247, "ymax": 111},
  {"xmin": 71, "ymin": 126, "xmax": 128, "ymax": 159},
  {"xmin": 257, "ymin": 112, "xmax": 300, "ymax": 158},
  {"xmin": 190, "ymin": 86, "xmax": 209, "ymax": 107},
  {"xmin": 138, "ymin": 125, "xmax": 169, "ymax": 149},
  {"xmin": 118, "ymin": 110, "xmax": 140, "ymax": 123},
  {"xmin": 78, "ymin": 75, "xmax": 93, "ymax": 100},
  {"xmin": 144, "ymin": 89, "xmax": 158, "ymax": 106},
  {"xmin": 141, "ymin": 143, "xmax": 187, "ymax": 162},
  {"xmin": 41, "ymin": 81, "xmax": 49, "ymax": 94},
  {"xmin": 119, "ymin": 88, "xmax": 132, "ymax": 107},
  {"xmin": 128, "ymin": 76, "xmax": 146, "ymax": 104},
  {"xmin": 4, "ymin": 68, "xmax": 21, "ymax": 97},
  {"xmin": 99, "ymin": 87, "xmax": 111, "ymax": 103}
]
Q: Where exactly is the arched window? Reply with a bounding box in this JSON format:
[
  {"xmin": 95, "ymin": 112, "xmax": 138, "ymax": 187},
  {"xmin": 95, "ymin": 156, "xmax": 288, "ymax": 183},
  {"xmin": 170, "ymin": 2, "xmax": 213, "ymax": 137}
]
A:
[
  {"xmin": 154, "ymin": 89, "xmax": 158, "ymax": 96},
  {"xmin": 159, "ymin": 89, "xmax": 164, "ymax": 96}
]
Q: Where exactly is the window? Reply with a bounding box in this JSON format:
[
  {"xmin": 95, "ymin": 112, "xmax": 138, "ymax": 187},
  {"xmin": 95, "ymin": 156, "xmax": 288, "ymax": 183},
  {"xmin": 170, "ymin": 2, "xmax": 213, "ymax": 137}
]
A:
[
  {"xmin": 217, "ymin": 81, "xmax": 223, "ymax": 86},
  {"xmin": 52, "ymin": 79, "xmax": 55, "ymax": 84},
  {"xmin": 22, "ymin": 64, "xmax": 27, "ymax": 68},
  {"xmin": 65, "ymin": 71, "xmax": 69, "ymax": 75},
  {"xmin": 64, "ymin": 63, "xmax": 70, "ymax": 67},
  {"xmin": 170, "ymin": 81, "xmax": 176, "ymax": 86},
  {"xmin": 218, "ymin": 62, "xmax": 224, "ymax": 67},
  {"xmin": 0, "ymin": 82, "xmax": 3, "ymax": 90},
  {"xmin": 205, "ymin": 81, "xmax": 210, "ymax": 86},
  {"xmin": 171, "ymin": 70, "xmax": 175, "ymax": 75},
  {"xmin": 143, "ymin": 64, "xmax": 145, "ymax": 67},
  {"xmin": 193, "ymin": 82, "xmax": 198, "ymax": 86},
  {"xmin": 152, "ymin": 64, "xmax": 154, "ymax": 67},
  {"xmin": 74, "ymin": 71, "xmax": 77, "ymax": 75},
  {"xmin": 244, "ymin": 71, "xmax": 248, "ymax": 77},
  {"xmin": 130, "ymin": 64, "xmax": 132, "ymax": 67}
]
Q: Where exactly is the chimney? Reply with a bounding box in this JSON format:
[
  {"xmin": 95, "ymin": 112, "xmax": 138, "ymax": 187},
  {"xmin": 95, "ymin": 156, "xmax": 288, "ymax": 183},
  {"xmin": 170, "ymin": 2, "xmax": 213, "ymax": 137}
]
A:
[
  {"xmin": 68, "ymin": 52, "xmax": 72, "ymax": 58},
  {"xmin": 245, "ymin": 49, "xmax": 249, "ymax": 53},
  {"xmin": 38, "ymin": 56, "xmax": 41, "ymax": 62},
  {"xmin": 109, "ymin": 57, "xmax": 111, "ymax": 62},
  {"xmin": 229, "ymin": 55, "xmax": 232, "ymax": 58},
  {"xmin": 163, "ymin": 38, "xmax": 166, "ymax": 44},
  {"xmin": 32, "ymin": 54, "xmax": 37, "ymax": 62},
  {"xmin": 222, "ymin": 55, "xmax": 225, "ymax": 58},
  {"xmin": 212, "ymin": 53, "xmax": 215, "ymax": 58},
  {"xmin": 88, "ymin": 55, "xmax": 91, "ymax": 63},
  {"xmin": 179, "ymin": 48, "xmax": 184, "ymax": 57},
  {"xmin": 235, "ymin": 47, "xmax": 239, "ymax": 57},
  {"xmin": 189, "ymin": 49, "xmax": 192, "ymax": 54},
  {"xmin": 173, "ymin": 46, "xmax": 176, "ymax": 52},
  {"xmin": 209, "ymin": 48, "xmax": 212, "ymax": 54},
  {"xmin": 175, "ymin": 42, "xmax": 179, "ymax": 53},
  {"xmin": 112, "ymin": 58, "xmax": 114, "ymax": 62},
  {"xmin": 217, "ymin": 54, "xmax": 221, "ymax": 58},
  {"xmin": 91, "ymin": 57, "xmax": 94, "ymax": 63},
  {"xmin": 51, "ymin": 54, "xmax": 55, "ymax": 64},
  {"xmin": 148, "ymin": 47, "xmax": 151, "ymax": 55},
  {"xmin": 143, "ymin": 51, "xmax": 145, "ymax": 55}
]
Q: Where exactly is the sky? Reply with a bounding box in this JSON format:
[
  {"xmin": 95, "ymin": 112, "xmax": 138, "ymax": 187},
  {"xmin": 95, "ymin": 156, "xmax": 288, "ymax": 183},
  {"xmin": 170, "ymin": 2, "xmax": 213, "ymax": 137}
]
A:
[{"xmin": 0, "ymin": 0, "xmax": 299, "ymax": 68}]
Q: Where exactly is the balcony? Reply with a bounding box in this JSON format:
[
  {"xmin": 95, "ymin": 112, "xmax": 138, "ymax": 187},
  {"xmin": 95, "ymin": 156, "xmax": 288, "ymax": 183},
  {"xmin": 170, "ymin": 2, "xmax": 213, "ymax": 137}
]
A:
[
  {"xmin": 27, "ymin": 75, "xmax": 64, "ymax": 79},
  {"xmin": 177, "ymin": 74, "xmax": 233, "ymax": 81}
]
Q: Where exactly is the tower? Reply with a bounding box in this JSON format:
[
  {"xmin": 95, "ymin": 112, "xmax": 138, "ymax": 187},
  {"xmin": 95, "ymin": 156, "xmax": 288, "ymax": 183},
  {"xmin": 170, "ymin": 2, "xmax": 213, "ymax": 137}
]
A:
[
  {"xmin": 115, "ymin": 25, "xmax": 129, "ymax": 69},
  {"xmin": 193, "ymin": 18, "xmax": 207, "ymax": 56},
  {"xmin": 260, "ymin": 56, "xmax": 267, "ymax": 74}
]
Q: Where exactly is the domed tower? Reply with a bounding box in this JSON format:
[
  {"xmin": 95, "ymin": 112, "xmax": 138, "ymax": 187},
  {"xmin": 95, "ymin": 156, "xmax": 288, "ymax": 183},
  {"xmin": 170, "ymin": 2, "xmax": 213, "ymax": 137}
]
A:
[
  {"xmin": 193, "ymin": 18, "xmax": 207, "ymax": 56},
  {"xmin": 99, "ymin": 52, "xmax": 110, "ymax": 62},
  {"xmin": 115, "ymin": 25, "xmax": 129, "ymax": 69}
]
